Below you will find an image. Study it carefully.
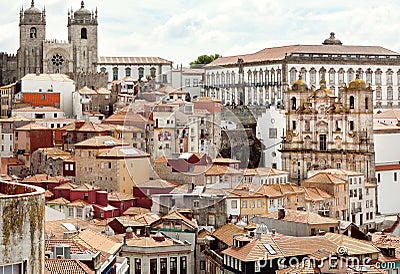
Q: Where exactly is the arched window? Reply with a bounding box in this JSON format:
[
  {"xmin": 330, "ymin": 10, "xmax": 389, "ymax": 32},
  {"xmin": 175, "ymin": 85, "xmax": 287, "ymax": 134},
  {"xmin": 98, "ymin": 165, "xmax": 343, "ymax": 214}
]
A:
[
  {"xmin": 81, "ymin": 28, "xmax": 87, "ymax": 39},
  {"xmin": 349, "ymin": 96, "xmax": 355, "ymax": 109},
  {"xmin": 291, "ymin": 97, "xmax": 297, "ymax": 110},
  {"xmin": 125, "ymin": 67, "xmax": 131, "ymax": 77},
  {"xmin": 290, "ymin": 67, "xmax": 297, "ymax": 83},
  {"xmin": 138, "ymin": 67, "xmax": 144, "ymax": 80},
  {"xmin": 30, "ymin": 27, "xmax": 37, "ymax": 38},
  {"xmin": 112, "ymin": 67, "xmax": 118, "ymax": 81},
  {"xmin": 150, "ymin": 67, "xmax": 156, "ymax": 78}
]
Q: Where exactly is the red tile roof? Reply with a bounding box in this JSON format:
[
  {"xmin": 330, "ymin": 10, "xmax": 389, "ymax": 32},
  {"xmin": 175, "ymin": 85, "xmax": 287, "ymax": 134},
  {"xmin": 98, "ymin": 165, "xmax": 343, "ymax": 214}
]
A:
[{"xmin": 45, "ymin": 258, "xmax": 95, "ymax": 274}]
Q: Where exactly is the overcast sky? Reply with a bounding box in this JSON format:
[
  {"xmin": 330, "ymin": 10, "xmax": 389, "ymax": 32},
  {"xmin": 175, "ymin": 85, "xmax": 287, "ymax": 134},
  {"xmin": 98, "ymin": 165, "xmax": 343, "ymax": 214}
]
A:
[{"xmin": 1, "ymin": 0, "xmax": 400, "ymax": 67}]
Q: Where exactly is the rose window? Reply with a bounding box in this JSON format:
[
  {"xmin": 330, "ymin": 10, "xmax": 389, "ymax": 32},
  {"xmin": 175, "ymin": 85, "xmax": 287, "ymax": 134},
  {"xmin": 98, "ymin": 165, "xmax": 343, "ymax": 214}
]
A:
[{"xmin": 52, "ymin": 54, "xmax": 64, "ymax": 67}]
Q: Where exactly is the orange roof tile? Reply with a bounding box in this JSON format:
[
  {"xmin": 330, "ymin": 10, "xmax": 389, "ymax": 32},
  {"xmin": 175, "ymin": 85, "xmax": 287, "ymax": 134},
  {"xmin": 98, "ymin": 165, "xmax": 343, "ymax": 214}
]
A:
[
  {"xmin": 45, "ymin": 258, "xmax": 95, "ymax": 274},
  {"xmin": 262, "ymin": 209, "xmax": 339, "ymax": 225},
  {"xmin": 212, "ymin": 223, "xmax": 245, "ymax": 246}
]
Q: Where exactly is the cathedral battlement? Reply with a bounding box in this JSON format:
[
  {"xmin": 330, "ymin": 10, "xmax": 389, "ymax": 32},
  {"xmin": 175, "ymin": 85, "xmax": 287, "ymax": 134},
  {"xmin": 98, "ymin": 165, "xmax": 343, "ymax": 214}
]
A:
[{"xmin": 44, "ymin": 39, "xmax": 69, "ymax": 45}]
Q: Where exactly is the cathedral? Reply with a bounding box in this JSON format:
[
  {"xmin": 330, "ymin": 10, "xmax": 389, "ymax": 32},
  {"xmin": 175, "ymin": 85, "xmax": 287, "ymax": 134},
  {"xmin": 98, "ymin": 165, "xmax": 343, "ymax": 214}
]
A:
[
  {"xmin": 280, "ymin": 75, "xmax": 376, "ymax": 184},
  {"xmin": 0, "ymin": 0, "xmax": 99, "ymax": 85}
]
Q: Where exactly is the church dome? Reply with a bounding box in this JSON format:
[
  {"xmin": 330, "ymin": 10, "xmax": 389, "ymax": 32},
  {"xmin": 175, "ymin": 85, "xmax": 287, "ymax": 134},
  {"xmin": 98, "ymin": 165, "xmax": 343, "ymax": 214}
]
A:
[
  {"xmin": 25, "ymin": 1, "xmax": 41, "ymax": 14},
  {"xmin": 291, "ymin": 74, "xmax": 309, "ymax": 92},
  {"xmin": 74, "ymin": 1, "xmax": 91, "ymax": 16},
  {"xmin": 348, "ymin": 74, "xmax": 367, "ymax": 90},
  {"xmin": 322, "ymin": 32, "xmax": 342, "ymax": 45}
]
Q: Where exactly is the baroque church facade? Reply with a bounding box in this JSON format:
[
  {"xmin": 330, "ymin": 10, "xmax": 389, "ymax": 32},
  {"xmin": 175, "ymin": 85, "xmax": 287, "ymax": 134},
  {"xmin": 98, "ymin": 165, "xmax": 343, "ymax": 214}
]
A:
[
  {"xmin": 280, "ymin": 75, "xmax": 376, "ymax": 184},
  {"xmin": 0, "ymin": 1, "xmax": 104, "ymax": 87}
]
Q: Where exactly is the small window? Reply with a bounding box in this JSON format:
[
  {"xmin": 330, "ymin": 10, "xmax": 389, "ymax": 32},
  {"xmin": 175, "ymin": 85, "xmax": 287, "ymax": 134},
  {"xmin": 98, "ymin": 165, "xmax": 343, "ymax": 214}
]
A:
[
  {"xmin": 30, "ymin": 27, "xmax": 37, "ymax": 38},
  {"xmin": 395, "ymin": 172, "xmax": 397, "ymax": 182},
  {"xmin": 292, "ymin": 120, "xmax": 296, "ymax": 130},
  {"xmin": 349, "ymin": 121, "xmax": 354, "ymax": 131},
  {"xmin": 81, "ymin": 28, "xmax": 87, "ymax": 39},
  {"xmin": 349, "ymin": 96, "xmax": 355, "ymax": 109}
]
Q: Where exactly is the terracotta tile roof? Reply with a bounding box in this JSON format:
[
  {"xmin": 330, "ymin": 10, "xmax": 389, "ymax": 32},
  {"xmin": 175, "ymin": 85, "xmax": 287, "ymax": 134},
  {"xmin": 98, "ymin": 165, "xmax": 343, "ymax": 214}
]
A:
[
  {"xmin": 15, "ymin": 122, "xmax": 50, "ymax": 130},
  {"xmin": 198, "ymin": 228, "xmax": 211, "ymax": 238},
  {"xmin": 74, "ymin": 136, "xmax": 123, "ymax": 147},
  {"xmin": 125, "ymin": 236, "xmax": 188, "ymax": 248},
  {"xmin": 14, "ymin": 106, "xmax": 63, "ymax": 112},
  {"xmin": 223, "ymin": 232, "xmax": 380, "ymax": 262},
  {"xmin": 269, "ymin": 183, "xmax": 305, "ymax": 195},
  {"xmin": 161, "ymin": 211, "xmax": 197, "ymax": 229},
  {"xmin": 98, "ymin": 56, "xmax": 172, "ymax": 65},
  {"xmin": 302, "ymin": 173, "xmax": 346, "ymax": 185},
  {"xmin": 114, "ymin": 213, "xmax": 160, "ymax": 227},
  {"xmin": 213, "ymin": 157, "xmax": 241, "ymax": 164},
  {"xmin": 22, "ymin": 73, "xmax": 74, "ymax": 82},
  {"xmin": 58, "ymin": 121, "xmax": 112, "ymax": 133},
  {"xmin": 107, "ymin": 192, "xmax": 134, "ymax": 201},
  {"xmin": 134, "ymin": 179, "xmax": 177, "ymax": 188},
  {"xmin": 96, "ymin": 146, "xmax": 149, "ymax": 158},
  {"xmin": 245, "ymin": 167, "xmax": 288, "ymax": 177},
  {"xmin": 192, "ymin": 164, "xmax": 243, "ymax": 176},
  {"xmin": 45, "ymin": 190, "xmax": 54, "ymax": 198},
  {"xmin": 68, "ymin": 199, "xmax": 90, "ymax": 207},
  {"xmin": 227, "ymin": 187, "xmax": 263, "ymax": 198},
  {"xmin": 35, "ymin": 148, "xmax": 72, "ymax": 160},
  {"xmin": 262, "ymin": 209, "xmax": 339, "ymax": 225},
  {"xmin": 256, "ymin": 184, "xmax": 284, "ymax": 198},
  {"xmin": 212, "ymin": 223, "xmax": 245, "ymax": 246},
  {"xmin": 45, "ymin": 218, "xmax": 108, "ymax": 239},
  {"xmin": 96, "ymin": 87, "xmax": 111, "ymax": 95},
  {"xmin": 77, "ymin": 86, "xmax": 97, "ymax": 95},
  {"xmin": 207, "ymin": 44, "xmax": 400, "ymax": 67},
  {"xmin": 46, "ymin": 197, "xmax": 70, "ymax": 205},
  {"xmin": 376, "ymin": 164, "xmax": 400, "ymax": 171},
  {"xmin": 122, "ymin": 207, "xmax": 150, "ymax": 216},
  {"xmin": 72, "ymin": 229, "xmax": 123, "ymax": 255},
  {"xmin": 73, "ymin": 183, "xmax": 100, "ymax": 191},
  {"xmin": 371, "ymin": 234, "xmax": 400, "ymax": 259},
  {"xmin": 54, "ymin": 182, "xmax": 78, "ymax": 190},
  {"xmin": 374, "ymin": 109, "xmax": 400, "ymax": 120},
  {"xmin": 21, "ymin": 174, "xmax": 60, "ymax": 184},
  {"xmin": 45, "ymin": 239, "xmax": 88, "ymax": 254},
  {"xmin": 45, "ymin": 258, "xmax": 95, "ymax": 274},
  {"xmin": 154, "ymin": 156, "xmax": 168, "ymax": 163},
  {"xmin": 0, "ymin": 115, "xmax": 33, "ymax": 122},
  {"xmin": 317, "ymin": 168, "xmax": 364, "ymax": 177},
  {"xmin": 301, "ymin": 186, "xmax": 333, "ymax": 202}
]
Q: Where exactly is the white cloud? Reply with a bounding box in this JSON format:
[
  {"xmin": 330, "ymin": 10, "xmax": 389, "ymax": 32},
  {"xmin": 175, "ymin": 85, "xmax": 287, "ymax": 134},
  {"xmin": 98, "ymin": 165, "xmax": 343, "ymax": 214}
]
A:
[{"xmin": 1, "ymin": 0, "xmax": 400, "ymax": 66}]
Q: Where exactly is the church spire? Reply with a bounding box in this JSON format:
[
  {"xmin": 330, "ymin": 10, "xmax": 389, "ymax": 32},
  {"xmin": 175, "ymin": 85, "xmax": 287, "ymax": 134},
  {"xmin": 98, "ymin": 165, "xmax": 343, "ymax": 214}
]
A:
[
  {"xmin": 81, "ymin": 1, "xmax": 85, "ymax": 8},
  {"xmin": 31, "ymin": 0, "xmax": 34, "ymax": 8}
]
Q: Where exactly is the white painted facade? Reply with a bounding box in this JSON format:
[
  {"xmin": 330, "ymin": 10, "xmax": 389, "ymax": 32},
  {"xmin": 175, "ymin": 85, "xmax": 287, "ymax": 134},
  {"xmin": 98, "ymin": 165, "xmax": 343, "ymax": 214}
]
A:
[
  {"xmin": 12, "ymin": 106, "xmax": 66, "ymax": 120},
  {"xmin": 376, "ymin": 166, "xmax": 400, "ymax": 214},
  {"xmin": 20, "ymin": 74, "xmax": 76, "ymax": 117},
  {"xmin": 171, "ymin": 67, "xmax": 204, "ymax": 98},
  {"xmin": 226, "ymin": 197, "xmax": 240, "ymax": 218},
  {"xmin": 255, "ymin": 106, "xmax": 286, "ymax": 168}
]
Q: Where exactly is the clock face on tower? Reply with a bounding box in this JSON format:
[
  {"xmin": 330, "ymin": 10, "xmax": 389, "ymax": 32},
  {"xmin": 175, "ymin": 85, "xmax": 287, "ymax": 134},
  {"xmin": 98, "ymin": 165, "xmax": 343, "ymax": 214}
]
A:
[{"xmin": 52, "ymin": 54, "xmax": 64, "ymax": 67}]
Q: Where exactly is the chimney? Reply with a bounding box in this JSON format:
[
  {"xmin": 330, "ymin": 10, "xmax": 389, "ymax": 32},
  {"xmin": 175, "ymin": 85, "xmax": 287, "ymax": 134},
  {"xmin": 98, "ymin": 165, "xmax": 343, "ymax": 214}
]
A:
[
  {"xmin": 126, "ymin": 227, "xmax": 133, "ymax": 239},
  {"xmin": 278, "ymin": 208, "xmax": 285, "ymax": 220}
]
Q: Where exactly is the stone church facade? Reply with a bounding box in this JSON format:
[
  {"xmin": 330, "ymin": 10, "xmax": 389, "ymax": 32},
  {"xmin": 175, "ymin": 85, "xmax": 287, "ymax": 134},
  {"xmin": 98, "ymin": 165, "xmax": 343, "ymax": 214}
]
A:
[
  {"xmin": 280, "ymin": 75, "xmax": 376, "ymax": 184},
  {"xmin": 1, "ymin": 1, "xmax": 105, "ymax": 88}
]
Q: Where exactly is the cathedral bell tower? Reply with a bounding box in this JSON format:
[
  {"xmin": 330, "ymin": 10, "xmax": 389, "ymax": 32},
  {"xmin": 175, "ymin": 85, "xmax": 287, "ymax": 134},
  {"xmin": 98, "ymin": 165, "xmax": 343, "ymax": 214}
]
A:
[
  {"xmin": 68, "ymin": 1, "xmax": 98, "ymax": 73},
  {"xmin": 17, "ymin": 0, "xmax": 46, "ymax": 78}
]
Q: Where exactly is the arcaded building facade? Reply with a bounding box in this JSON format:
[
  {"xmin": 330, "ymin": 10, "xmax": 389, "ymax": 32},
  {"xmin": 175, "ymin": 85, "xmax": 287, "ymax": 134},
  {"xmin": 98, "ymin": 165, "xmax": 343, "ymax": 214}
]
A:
[
  {"xmin": 280, "ymin": 75, "xmax": 375, "ymax": 184},
  {"xmin": 204, "ymin": 33, "xmax": 400, "ymax": 111}
]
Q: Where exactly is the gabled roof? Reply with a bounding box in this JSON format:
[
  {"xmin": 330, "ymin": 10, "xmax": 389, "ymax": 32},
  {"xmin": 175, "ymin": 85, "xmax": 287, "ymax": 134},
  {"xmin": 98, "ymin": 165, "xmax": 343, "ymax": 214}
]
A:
[
  {"xmin": 77, "ymin": 86, "xmax": 97, "ymax": 95},
  {"xmin": 374, "ymin": 109, "xmax": 400, "ymax": 120},
  {"xmin": 122, "ymin": 207, "xmax": 150, "ymax": 216},
  {"xmin": 262, "ymin": 209, "xmax": 339, "ymax": 225},
  {"xmin": 46, "ymin": 197, "xmax": 70, "ymax": 205},
  {"xmin": 301, "ymin": 186, "xmax": 333, "ymax": 202},
  {"xmin": 72, "ymin": 229, "xmax": 123, "ymax": 255},
  {"xmin": 15, "ymin": 122, "xmax": 49, "ymax": 130},
  {"xmin": 96, "ymin": 146, "xmax": 149, "ymax": 158},
  {"xmin": 222, "ymin": 232, "xmax": 380, "ymax": 262},
  {"xmin": 68, "ymin": 200, "xmax": 90, "ymax": 207},
  {"xmin": 74, "ymin": 136, "xmax": 122, "ymax": 148},
  {"xmin": 45, "ymin": 258, "xmax": 95, "ymax": 274},
  {"xmin": 212, "ymin": 223, "xmax": 246, "ymax": 246},
  {"xmin": 256, "ymin": 184, "xmax": 284, "ymax": 198},
  {"xmin": 54, "ymin": 182, "xmax": 78, "ymax": 190},
  {"xmin": 21, "ymin": 174, "xmax": 60, "ymax": 184},
  {"xmin": 72, "ymin": 183, "xmax": 100, "ymax": 191},
  {"xmin": 161, "ymin": 210, "xmax": 197, "ymax": 229},
  {"xmin": 302, "ymin": 172, "xmax": 346, "ymax": 185},
  {"xmin": 107, "ymin": 192, "xmax": 134, "ymax": 201}
]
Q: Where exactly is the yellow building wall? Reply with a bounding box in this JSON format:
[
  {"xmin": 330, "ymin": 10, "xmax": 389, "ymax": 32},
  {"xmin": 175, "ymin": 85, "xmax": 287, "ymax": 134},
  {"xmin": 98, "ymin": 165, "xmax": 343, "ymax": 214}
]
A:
[
  {"xmin": 119, "ymin": 157, "xmax": 151, "ymax": 194},
  {"xmin": 240, "ymin": 197, "xmax": 268, "ymax": 216}
]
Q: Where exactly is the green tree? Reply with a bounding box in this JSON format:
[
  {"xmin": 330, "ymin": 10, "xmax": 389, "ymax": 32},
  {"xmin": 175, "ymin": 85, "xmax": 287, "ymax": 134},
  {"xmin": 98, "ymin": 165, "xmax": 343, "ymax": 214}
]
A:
[{"xmin": 190, "ymin": 54, "xmax": 221, "ymax": 68}]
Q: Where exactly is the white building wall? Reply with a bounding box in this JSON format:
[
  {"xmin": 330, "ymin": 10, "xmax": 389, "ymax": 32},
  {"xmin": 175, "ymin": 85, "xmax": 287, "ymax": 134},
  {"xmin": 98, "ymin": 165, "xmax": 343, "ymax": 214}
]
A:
[
  {"xmin": 374, "ymin": 132, "xmax": 400, "ymax": 164},
  {"xmin": 172, "ymin": 70, "xmax": 203, "ymax": 98},
  {"xmin": 20, "ymin": 77, "xmax": 75, "ymax": 117},
  {"xmin": 256, "ymin": 106, "xmax": 285, "ymax": 169},
  {"xmin": 377, "ymin": 168, "xmax": 400, "ymax": 214},
  {"xmin": 12, "ymin": 108, "xmax": 66, "ymax": 120},
  {"xmin": 226, "ymin": 198, "xmax": 240, "ymax": 217},
  {"xmin": 1, "ymin": 132, "xmax": 13, "ymax": 157}
]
